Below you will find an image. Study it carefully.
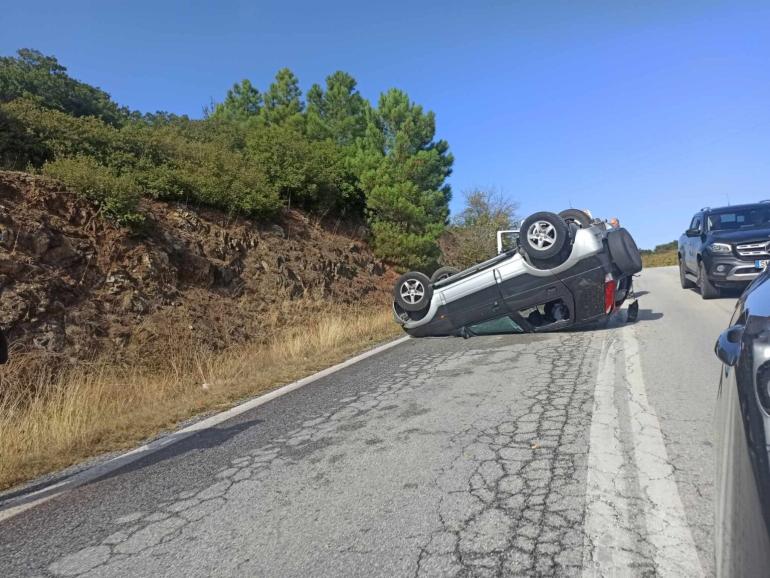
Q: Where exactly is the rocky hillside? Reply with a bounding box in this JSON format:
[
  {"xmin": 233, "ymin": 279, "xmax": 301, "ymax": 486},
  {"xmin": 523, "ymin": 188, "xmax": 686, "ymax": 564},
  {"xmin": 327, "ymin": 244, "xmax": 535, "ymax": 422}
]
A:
[{"xmin": 0, "ymin": 171, "xmax": 395, "ymax": 366}]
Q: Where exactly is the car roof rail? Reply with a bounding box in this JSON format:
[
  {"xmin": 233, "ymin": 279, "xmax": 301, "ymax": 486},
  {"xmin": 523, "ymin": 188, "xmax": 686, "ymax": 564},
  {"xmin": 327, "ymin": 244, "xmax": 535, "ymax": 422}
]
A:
[
  {"xmin": 700, "ymin": 206, "xmax": 710, "ymax": 212},
  {"xmin": 760, "ymin": 199, "xmax": 770, "ymax": 203}
]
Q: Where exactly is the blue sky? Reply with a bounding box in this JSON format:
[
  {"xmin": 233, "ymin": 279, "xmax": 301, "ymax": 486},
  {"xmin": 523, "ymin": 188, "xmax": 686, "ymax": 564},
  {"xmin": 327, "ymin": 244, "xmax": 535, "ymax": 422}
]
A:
[{"xmin": 3, "ymin": 1, "xmax": 769, "ymax": 248}]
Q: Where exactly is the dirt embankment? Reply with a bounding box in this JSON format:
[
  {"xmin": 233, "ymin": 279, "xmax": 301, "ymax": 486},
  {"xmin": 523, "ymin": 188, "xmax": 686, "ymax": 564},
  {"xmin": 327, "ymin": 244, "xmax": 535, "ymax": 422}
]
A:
[{"xmin": 0, "ymin": 171, "xmax": 396, "ymax": 368}]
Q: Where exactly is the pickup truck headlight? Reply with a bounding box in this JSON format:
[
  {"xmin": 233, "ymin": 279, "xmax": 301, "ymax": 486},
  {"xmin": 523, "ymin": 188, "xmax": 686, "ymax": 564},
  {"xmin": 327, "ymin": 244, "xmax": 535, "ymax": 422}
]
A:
[{"xmin": 710, "ymin": 243, "xmax": 732, "ymax": 253}]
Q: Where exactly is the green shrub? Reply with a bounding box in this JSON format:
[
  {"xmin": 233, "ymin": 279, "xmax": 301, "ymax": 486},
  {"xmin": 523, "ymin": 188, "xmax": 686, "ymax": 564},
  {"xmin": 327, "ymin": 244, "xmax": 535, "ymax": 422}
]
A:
[
  {"xmin": 42, "ymin": 156, "xmax": 144, "ymax": 227},
  {"xmin": 174, "ymin": 141, "xmax": 282, "ymax": 216},
  {"xmin": 246, "ymin": 124, "xmax": 356, "ymax": 213},
  {"xmin": 0, "ymin": 98, "xmax": 126, "ymax": 166}
]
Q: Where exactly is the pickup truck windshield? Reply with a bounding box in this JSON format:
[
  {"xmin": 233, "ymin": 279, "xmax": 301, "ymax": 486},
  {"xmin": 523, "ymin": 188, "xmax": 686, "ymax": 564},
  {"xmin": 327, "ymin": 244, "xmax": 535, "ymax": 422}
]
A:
[{"xmin": 707, "ymin": 207, "xmax": 770, "ymax": 231}]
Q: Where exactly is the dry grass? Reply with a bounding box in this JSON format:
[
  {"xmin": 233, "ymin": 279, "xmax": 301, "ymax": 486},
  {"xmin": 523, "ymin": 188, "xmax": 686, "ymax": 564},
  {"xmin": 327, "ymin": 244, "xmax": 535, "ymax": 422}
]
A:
[
  {"xmin": 642, "ymin": 250, "xmax": 678, "ymax": 268},
  {"xmin": 0, "ymin": 305, "xmax": 400, "ymax": 491}
]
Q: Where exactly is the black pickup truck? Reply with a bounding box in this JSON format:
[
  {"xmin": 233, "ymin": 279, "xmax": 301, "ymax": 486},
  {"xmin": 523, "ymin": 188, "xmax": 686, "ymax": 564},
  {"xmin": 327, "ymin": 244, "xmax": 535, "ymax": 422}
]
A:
[{"xmin": 678, "ymin": 202, "xmax": 770, "ymax": 298}]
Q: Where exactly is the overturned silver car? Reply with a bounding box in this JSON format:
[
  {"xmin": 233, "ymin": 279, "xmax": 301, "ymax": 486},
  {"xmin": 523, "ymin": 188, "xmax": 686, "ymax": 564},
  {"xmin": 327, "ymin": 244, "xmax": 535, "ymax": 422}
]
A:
[{"xmin": 393, "ymin": 209, "xmax": 642, "ymax": 337}]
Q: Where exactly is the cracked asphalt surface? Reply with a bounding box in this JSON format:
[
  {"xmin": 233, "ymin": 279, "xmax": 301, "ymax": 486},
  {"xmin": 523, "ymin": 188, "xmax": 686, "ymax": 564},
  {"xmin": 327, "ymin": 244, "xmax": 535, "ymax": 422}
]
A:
[{"xmin": 0, "ymin": 267, "xmax": 735, "ymax": 576}]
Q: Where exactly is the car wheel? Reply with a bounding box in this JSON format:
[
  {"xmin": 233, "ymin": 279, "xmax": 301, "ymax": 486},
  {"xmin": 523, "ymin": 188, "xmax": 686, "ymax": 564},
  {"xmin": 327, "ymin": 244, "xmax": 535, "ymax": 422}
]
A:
[
  {"xmin": 607, "ymin": 228, "xmax": 643, "ymax": 275},
  {"xmin": 431, "ymin": 266, "xmax": 460, "ymax": 283},
  {"xmin": 394, "ymin": 271, "xmax": 434, "ymax": 312},
  {"xmin": 558, "ymin": 209, "xmax": 592, "ymax": 228},
  {"xmin": 699, "ymin": 261, "xmax": 721, "ymax": 299},
  {"xmin": 679, "ymin": 257, "xmax": 695, "ymax": 289},
  {"xmin": 520, "ymin": 212, "xmax": 569, "ymax": 260},
  {"xmin": 527, "ymin": 242, "xmax": 574, "ymax": 270}
]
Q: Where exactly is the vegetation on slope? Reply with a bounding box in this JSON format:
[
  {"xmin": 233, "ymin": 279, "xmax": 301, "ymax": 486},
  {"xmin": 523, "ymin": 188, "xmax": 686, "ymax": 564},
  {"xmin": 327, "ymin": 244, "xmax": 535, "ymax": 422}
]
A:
[
  {"xmin": 640, "ymin": 240, "xmax": 678, "ymax": 267},
  {"xmin": 0, "ymin": 49, "xmax": 453, "ymax": 269}
]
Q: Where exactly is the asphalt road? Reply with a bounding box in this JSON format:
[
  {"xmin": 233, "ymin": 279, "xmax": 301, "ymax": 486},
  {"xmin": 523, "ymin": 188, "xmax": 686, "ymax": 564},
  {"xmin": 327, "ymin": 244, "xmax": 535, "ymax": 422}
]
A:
[{"xmin": 0, "ymin": 266, "xmax": 738, "ymax": 577}]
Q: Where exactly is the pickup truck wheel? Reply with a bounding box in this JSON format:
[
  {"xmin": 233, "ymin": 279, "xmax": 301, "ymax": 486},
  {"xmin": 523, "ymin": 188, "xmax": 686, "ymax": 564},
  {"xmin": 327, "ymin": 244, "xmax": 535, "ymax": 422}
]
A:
[
  {"xmin": 431, "ymin": 266, "xmax": 460, "ymax": 283},
  {"xmin": 698, "ymin": 261, "xmax": 721, "ymax": 299},
  {"xmin": 679, "ymin": 257, "xmax": 695, "ymax": 289},
  {"xmin": 520, "ymin": 212, "xmax": 569, "ymax": 260},
  {"xmin": 394, "ymin": 271, "xmax": 433, "ymax": 312}
]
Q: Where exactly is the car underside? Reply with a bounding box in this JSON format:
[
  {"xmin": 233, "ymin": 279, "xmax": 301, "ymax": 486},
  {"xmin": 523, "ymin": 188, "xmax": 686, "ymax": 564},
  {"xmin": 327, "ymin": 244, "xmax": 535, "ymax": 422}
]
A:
[{"xmin": 392, "ymin": 210, "xmax": 642, "ymax": 337}]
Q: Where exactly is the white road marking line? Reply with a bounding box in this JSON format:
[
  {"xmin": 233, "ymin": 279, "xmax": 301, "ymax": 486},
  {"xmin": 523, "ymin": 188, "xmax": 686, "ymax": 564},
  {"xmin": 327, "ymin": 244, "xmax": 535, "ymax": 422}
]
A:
[
  {"xmin": 0, "ymin": 335, "xmax": 411, "ymax": 523},
  {"xmin": 622, "ymin": 326, "xmax": 704, "ymax": 577},
  {"xmin": 582, "ymin": 336, "xmax": 637, "ymax": 576}
]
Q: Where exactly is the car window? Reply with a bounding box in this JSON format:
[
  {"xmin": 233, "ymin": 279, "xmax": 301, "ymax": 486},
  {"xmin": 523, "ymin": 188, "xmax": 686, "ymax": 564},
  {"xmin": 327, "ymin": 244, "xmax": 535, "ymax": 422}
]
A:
[
  {"xmin": 467, "ymin": 316, "xmax": 524, "ymax": 335},
  {"xmin": 498, "ymin": 232, "xmax": 519, "ymax": 253},
  {"xmin": 690, "ymin": 215, "xmax": 701, "ymax": 231},
  {"xmin": 707, "ymin": 207, "xmax": 770, "ymax": 231}
]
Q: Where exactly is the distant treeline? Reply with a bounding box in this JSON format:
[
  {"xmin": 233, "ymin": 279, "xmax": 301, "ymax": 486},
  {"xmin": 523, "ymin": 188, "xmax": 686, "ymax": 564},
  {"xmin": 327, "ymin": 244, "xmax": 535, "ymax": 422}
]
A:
[
  {"xmin": 639, "ymin": 240, "xmax": 677, "ymax": 255},
  {"xmin": 640, "ymin": 240, "xmax": 677, "ymax": 268},
  {"xmin": 0, "ymin": 49, "xmax": 453, "ymax": 269}
]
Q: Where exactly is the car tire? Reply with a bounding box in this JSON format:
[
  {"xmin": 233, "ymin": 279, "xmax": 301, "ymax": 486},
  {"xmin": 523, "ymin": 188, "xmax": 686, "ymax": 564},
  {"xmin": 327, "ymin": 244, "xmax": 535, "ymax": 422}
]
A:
[
  {"xmin": 527, "ymin": 242, "xmax": 574, "ymax": 270},
  {"xmin": 394, "ymin": 271, "xmax": 433, "ymax": 312},
  {"xmin": 699, "ymin": 261, "xmax": 721, "ymax": 299},
  {"xmin": 431, "ymin": 266, "xmax": 460, "ymax": 283},
  {"xmin": 607, "ymin": 228, "xmax": 643, "ymax": 275},
  {"xmin": 558, "ymin": 209, "xmax": 592, "ymax": 228},
  {"xmin": 679, "ymin": 257, "xmax": 695, "ymax": 289},
  {"xmin": 520, "ymin": 212, "xmax": 569, "ymax": 260}
]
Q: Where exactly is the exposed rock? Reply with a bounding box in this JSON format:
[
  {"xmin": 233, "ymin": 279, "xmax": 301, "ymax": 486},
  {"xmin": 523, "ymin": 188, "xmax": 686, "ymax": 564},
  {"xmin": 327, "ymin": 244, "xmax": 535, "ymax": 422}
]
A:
[
  {"xmin": 0, "ymin": 171, "xmax": 397, "ymax": 362},
  {"xmin": 42, "ymin": 235, "xmax": 82, "ymax": 267},
  {"xmin": 0, "ymin": 256, "xmax": 24, "ymax": 275}
]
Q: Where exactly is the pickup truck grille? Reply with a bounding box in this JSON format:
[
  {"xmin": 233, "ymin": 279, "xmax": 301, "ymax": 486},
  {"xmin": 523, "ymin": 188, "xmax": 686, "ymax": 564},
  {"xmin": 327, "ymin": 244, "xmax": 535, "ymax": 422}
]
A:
[{"xmin": 736, "ymin": 242, "xmax": 770, "ymax": 257}]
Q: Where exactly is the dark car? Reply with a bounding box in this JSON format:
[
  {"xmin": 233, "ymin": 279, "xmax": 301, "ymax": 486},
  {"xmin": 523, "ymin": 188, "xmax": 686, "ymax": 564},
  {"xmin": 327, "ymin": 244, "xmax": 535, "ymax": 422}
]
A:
[
  {"xmin": 714, "ymin": 271, "xmax": 770, "ymax": 575},
  {"xmin": 393, "ymin": 210, "xmax": 642, "ymax": 337},
  {"xmin": 679, "ymin": 202, "xmax": 770, "ymax": 299}
]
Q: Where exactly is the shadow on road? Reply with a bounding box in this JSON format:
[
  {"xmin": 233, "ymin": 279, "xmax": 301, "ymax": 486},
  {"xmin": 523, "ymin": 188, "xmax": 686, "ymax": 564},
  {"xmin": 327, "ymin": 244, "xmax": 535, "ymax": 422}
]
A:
[
  {"xmin": 635, "ymin": 308, "xmax": 663, "ymax": 322},
  {"xmin": 0, "ymin": 418, "xmax": 262, "ymax": 513},
  {"xmin": 565, "ymin": 307, "xmax": 664, "ymax": 334},
  {"xmin": 88, "ymin": 418, "xmax": 262, "ymax": 486},
  {"xmin": 685, "ymin": 287, "xmax": 744, "ymax": 300}
]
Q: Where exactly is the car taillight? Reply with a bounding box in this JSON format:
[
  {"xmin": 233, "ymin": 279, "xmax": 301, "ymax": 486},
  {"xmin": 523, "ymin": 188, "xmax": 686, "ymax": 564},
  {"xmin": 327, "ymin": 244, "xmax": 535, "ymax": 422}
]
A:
[{"xmin": 604, "ymin": 274, "xmax": 617, "ymax": 314}]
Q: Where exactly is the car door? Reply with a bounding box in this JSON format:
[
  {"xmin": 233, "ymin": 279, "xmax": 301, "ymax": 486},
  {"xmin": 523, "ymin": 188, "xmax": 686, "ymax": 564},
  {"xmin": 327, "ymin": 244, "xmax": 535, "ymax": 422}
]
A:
[
  {"xmin": 492, "ymin": 258, "xmax": 573, "ymax": 330},
  {"xmin": 440, "ymin": 267, "xmax": 507, "ymax": 328},
  {"xmin": 685, "ymin": 213, "xmax": 703, "ymax": 272},
  {"xmin": 715, "ymin": 278, "xmax": 770, "ymax": 575}
]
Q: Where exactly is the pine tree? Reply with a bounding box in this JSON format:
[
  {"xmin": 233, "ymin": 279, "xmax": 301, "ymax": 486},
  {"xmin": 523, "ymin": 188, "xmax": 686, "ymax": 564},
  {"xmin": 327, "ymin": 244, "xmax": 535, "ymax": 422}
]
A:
[
  {"xmin": 359, "ymin": 89, "xmax": 453, "ymax": 269},
  {"xmin": 211, "ymin": 79, "xmax": 262, "ymax": 121},
  {"xmin": 306, "ymin": 71, "xmax": 366, "ymax": 145},
  {"xmin": 259, "ymin": 68, "xmax": 303, "ymax": 127}
]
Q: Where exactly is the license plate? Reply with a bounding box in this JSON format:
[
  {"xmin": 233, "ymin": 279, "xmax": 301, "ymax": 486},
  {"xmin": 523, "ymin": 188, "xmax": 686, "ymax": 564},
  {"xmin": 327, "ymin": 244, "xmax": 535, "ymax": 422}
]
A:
[{"xmin": 756, "ymin": 259, "xmax": 768, "ymax": 270}]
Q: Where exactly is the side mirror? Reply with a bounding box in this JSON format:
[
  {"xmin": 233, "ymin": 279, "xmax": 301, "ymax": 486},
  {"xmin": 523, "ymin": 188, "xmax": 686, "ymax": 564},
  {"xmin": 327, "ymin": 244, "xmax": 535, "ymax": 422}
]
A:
[
  {"xmin": 714, "ymin": 325, "xmax": 743, "ymax": 367},
  {"xmin": 685, "ymin": 228, "xmax": 702, "ymax": 238}
]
